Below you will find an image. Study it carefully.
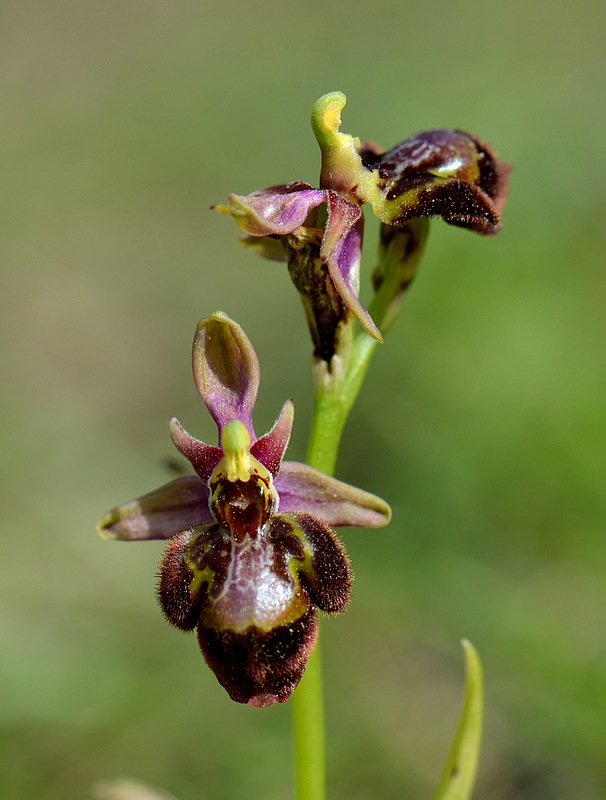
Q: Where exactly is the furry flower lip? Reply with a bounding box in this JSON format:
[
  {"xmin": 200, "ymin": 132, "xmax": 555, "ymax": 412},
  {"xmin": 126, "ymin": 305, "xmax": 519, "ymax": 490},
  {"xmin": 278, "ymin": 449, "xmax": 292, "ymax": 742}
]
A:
[
  {"xmin": 216, "ymin": 92, "xmax": 509, "ymax": 348},
  {"xmin": 98, "ymin": 312, "xmax": 390, "ymax": 707}
]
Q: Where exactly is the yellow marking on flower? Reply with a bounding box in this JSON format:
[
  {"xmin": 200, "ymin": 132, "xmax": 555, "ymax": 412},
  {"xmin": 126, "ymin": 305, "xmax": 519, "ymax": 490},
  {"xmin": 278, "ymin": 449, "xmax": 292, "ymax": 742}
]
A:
[
  {"xmin": 213, "ymin": 420, "xmax": 272, "ymax": 484},
  {"xmin": 311, "ymin": 91, "xmax": 380, "ymax": 202},
  {"xmin": 311, "ymin": 91, "xmax": 347, "ymax": 145},
  {"xmin": 212, "ymin": 197, "xmax": 267, "ymax": 236},
  {"xmin": 221, "ymin": 420, "xmax": 252, "ymax": 482},
  {"xmin": 285, "ymin": 527, "xmax": 315, "ymax": 586},
  {"xmin": 185, "ymin": 540, "xmax": 215, "ymax": 598},
  {"xmin": 375, "ymin": 186, "xmax": 423, "ymax": 224}
]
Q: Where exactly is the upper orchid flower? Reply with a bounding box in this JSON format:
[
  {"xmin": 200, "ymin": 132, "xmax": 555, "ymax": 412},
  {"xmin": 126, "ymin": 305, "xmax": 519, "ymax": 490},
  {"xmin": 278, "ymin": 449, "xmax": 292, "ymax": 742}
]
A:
[
  {"xmin": 99, "ymin": 312, "xmax": 390, "ymax": 707},
  {"xmin": 215, "ymin": 92, "xmax": 509, "ymax": 357}
]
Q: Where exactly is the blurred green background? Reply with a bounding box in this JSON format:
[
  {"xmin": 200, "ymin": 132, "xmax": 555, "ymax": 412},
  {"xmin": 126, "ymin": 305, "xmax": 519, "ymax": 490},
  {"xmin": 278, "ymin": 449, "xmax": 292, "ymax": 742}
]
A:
[{"xmin": 1, "ymin": 0, "xmax": 605, "ymax": 798}]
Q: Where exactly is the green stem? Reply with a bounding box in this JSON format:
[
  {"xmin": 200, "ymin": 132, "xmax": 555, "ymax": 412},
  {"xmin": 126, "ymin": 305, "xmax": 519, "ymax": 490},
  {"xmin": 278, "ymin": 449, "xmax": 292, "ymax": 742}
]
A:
[
  {"xmin": 291, "ymin": 638, "xmax": 325, "ymax": 800},
  {"xmin": 290, "ymin": 401, "xmax": 335, "ymax": 800},
  {"xmin": 291, "ymin": 327, "xmax": 381, "ymax": 800},
  {"xmin": 306, "ymin": 330, "xmax": 380, "ymax": 475}
]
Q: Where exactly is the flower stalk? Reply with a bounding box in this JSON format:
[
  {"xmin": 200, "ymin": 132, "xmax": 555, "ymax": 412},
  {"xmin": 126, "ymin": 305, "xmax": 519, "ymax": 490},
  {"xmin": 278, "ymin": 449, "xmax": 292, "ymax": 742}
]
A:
[{"xmin": 291, "ymin": 639, "xmax": 326, "ymax": 800}]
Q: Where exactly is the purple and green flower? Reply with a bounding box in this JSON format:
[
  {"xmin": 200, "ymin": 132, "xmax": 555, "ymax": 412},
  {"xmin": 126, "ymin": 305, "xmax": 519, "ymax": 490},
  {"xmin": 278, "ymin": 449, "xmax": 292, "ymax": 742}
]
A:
[
  {"xmin": 216, "ymin": 92, "xmax": 509, "ymax": 357},
  {"xmin": 99, "ymin": 312, "xmax": 390, "ymax": 707}
]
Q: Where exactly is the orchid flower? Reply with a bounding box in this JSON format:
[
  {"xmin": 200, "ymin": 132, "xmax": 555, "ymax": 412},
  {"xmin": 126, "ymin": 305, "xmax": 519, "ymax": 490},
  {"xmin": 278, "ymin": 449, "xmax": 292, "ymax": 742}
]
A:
[
  {"xmin": 98, "ymin": 312, "xmax": 390, "ymax": 707},
  {"xmin": 216, "ymin": 92, "xmax": 509, "ymax": 357}
]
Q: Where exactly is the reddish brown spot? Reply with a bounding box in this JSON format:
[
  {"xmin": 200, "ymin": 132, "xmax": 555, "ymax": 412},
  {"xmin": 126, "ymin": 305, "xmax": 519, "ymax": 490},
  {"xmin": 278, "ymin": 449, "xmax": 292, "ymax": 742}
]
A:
[{"xmin": 210, "ymin": 474, "xmax": 275, "ymax": 540}]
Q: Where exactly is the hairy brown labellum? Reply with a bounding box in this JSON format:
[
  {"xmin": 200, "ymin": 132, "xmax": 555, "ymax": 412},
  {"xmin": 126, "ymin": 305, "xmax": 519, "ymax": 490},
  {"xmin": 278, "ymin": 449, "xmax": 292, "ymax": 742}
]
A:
[
  {"xmin": 157, "ymin": 510, "xmax": 351, "ymax": 706},
  {"xmin": 199, "ymin": 606, "xmax": 318, "ymax": 707},
  {"xmin": 362, "ymin": 129, "xmax": 509, "ymax": 235}
]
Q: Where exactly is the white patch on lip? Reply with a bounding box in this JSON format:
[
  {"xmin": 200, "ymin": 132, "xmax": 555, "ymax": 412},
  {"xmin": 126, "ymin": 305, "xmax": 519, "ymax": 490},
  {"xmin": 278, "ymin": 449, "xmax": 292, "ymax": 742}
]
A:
[
  {"xmin": 255, "ymin": 566, "xmax": 292, "ymax": 623},
  {"xmin": 432, "ymin": 155, "xmax": 465, "ymax": 176},
  {"xmin": 211, "ymin": 537, "xmax": 294, "ymax": 629}
]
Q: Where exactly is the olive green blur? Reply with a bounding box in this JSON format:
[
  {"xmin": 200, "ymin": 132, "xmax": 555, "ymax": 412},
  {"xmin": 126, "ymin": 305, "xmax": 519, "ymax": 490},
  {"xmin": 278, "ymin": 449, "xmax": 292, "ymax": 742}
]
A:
[{"xmin": 1, "ymin": 1, "xmax": 605, "ymax": 798}]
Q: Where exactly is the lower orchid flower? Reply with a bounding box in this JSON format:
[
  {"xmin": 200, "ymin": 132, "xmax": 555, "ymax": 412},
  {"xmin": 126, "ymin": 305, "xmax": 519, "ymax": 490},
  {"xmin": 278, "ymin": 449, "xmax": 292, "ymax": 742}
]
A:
[{"xmin": 98, "ymin": 312, "xmax": 391, "ymax": 707}]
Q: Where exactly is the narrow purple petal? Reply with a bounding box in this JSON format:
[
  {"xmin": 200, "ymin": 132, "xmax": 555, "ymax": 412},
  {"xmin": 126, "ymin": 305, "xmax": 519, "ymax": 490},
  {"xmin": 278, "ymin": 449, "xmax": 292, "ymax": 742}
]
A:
[
  {"xmin": 321, "ymin": 191, "xmax": 383, "ymax": 341},
  {"xmin": 275, "ymin": 461, "xmax": 391, "ymax": 528},
  {"xmin": 169, "ymin": 417, "xmax": 223, "ymax": 481},
  {"xmin": 226, "ymin": 186, "xmax": 326, "ymax": 237},
  {"xmin": 98, "ymin": 476, "xmax": 211, "ymax": 541},
  {"xmin": 192, "ymin": 312, "xmax": 260, "ymax": 439},
  {"xmin": 251, "ymin": 399, "xmax": 294, "ymax": 476}
]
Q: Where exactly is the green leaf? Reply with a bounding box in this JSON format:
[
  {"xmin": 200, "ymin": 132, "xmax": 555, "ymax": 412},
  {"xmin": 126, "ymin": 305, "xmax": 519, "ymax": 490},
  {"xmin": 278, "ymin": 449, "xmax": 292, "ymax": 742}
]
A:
[{"xmin": 433, "ymin": 640, "xmax": 484, "ymax": 800}]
